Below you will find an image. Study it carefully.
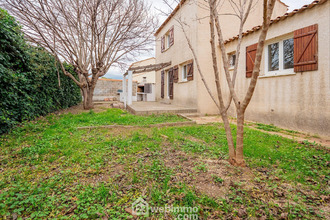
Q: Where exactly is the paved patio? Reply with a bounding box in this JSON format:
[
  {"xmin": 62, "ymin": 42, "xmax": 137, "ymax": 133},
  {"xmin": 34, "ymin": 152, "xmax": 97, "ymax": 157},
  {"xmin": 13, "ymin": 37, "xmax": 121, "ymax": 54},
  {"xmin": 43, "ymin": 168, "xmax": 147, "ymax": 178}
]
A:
[{"xmin": 127, "ymin": 101, "xmax": 197, "ymax": 115}]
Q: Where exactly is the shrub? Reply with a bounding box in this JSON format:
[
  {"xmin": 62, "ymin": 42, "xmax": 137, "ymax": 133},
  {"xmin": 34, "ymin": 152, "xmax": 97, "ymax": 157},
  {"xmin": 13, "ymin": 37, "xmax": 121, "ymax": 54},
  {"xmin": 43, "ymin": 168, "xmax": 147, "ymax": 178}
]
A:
[{"xmin": 0, "ymin": 8, "xmax": 81, "ymax": 134}]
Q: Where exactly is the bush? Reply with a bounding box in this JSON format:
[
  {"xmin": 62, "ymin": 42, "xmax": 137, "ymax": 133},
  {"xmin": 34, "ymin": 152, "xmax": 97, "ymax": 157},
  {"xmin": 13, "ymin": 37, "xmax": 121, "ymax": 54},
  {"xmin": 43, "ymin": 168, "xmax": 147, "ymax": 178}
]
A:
[{"xmin": 0, "ymin": 8, "xmax": 81, "ymax": 134}]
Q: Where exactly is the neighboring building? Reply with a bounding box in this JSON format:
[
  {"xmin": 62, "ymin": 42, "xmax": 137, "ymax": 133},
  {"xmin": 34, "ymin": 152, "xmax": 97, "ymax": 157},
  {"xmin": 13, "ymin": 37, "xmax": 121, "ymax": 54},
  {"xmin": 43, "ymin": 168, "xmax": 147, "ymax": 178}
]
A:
[
  {"xmin": 154, "ymin": 0, "xmax": 329, "ymax": 136},
  {"xmin": 130, "ymin": 58, "xmax": 156, "ymax": 102}
]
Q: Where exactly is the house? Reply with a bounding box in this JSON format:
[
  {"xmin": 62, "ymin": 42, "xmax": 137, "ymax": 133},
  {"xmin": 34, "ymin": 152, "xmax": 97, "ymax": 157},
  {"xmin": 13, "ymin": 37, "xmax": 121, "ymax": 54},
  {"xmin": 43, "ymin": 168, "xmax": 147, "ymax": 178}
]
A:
[
  {"xmin": 130, "ymin": 58, "xmax": 156, "ymax": 101},
  {"xmin": 154, "ymin": 0, "xmax": 329, "ymax": 136},
  {"xmin": 131, "ymin": 58, "xmax": 156, "ymax": 84}
]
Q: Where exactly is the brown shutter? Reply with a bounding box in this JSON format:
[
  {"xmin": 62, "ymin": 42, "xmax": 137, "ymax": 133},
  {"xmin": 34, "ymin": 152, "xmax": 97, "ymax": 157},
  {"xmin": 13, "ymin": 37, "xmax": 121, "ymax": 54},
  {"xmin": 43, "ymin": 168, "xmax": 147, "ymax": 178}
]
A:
[
  {"xmin": 161, "ymin": 36, "xmax": 165, "ymax": 53},
  {"xmin": 169, "ymin": 26, "xmax": 174, "ymax": 47},
  {"xmin": 246, "ymin": 43, "xmax": 258, "ymax": 78},
  {"xmin": 161, "ymin": 70, "xmax": 165, "ymax": 98},
  {"xmin": 173, "ymin": 65, "xmax": 179, "ymax": 83},
  {"xmin": 187, "ymin": 60, "xmax": 194, "ymax": 81},
  {"xmin": 169, "ymin": 68, "xmax": 174, "ymax": 99},
  {"xmin": 294, "ymin": 24, "xmax": 318, "ymax": 72}
]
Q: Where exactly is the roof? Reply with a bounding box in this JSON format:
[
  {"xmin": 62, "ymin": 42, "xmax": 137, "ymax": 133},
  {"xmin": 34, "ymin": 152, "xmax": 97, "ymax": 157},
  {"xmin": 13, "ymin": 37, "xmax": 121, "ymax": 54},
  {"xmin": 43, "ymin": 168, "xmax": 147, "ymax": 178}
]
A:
[
  {"xmin": 129, "ymin": 57, "xmax": 155, "ymax": 69},
  {"xmin": 224, "ymin": 0, "xmax": 327, "ymax": 44},
  {"xmin": 98, "ymin": 78, "xmax": 122, "ymax": 82},
  {"xmin": 154, "ymin": 0, "xmax": 288, "ymax": 36},
  {"xmin": 155, "ymin": 0, "xmax": 187, "ymax": 36}
]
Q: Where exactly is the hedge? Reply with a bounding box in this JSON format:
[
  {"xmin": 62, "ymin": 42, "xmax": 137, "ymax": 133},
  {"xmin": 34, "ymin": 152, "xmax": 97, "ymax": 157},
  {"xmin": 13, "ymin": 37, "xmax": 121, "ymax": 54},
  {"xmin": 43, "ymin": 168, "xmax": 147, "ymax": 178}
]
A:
[{"xmin": 0, "ymin": 8, "xmax": 81, "ymax": 134}]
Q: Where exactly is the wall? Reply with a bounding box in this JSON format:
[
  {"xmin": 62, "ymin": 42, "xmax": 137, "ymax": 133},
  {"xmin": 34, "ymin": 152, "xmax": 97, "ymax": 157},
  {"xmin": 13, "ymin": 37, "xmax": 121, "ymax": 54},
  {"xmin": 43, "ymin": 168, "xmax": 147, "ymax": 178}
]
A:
[
  {"xmin": 220, "ymin": 1, "xmax": 330, "ymax": 137},
  {"xmin": 94, "ymin": 78, "xmax": 137, "ymax": 101},
  {"xmin": 155, "ymin": 0, "xmax": 286, "ymax": 109},
  {"xmin": 195, "ymin": 0, "xmax": 288, "ymax": 115}
]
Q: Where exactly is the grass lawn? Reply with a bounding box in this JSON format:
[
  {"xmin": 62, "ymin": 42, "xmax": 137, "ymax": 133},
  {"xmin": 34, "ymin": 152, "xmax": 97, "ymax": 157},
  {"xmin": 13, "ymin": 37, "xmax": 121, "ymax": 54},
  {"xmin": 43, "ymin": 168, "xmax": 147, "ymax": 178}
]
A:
[{"xmin": 0, "ymin": 109, "xmax": 329, "ymax": 219}]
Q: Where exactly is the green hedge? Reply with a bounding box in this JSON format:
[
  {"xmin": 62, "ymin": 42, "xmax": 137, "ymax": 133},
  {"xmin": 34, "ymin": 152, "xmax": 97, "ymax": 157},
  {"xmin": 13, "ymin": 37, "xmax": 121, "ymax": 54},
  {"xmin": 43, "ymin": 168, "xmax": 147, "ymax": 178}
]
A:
[{"xmin": 0, "ymin": 8, "xmax": 81, "ymax": 134}]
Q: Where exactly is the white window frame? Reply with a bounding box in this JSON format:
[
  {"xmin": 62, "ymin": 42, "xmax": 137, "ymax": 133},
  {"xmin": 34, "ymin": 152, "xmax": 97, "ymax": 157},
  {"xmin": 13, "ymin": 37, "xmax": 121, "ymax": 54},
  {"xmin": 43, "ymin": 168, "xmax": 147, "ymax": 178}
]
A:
[
  {"xmin": 181, "ymin": 64, "xmax": 188, "ymax": 82},
  {"xmin": 264, "ymin": 34, "xmax": 294, "ymax": 77}
]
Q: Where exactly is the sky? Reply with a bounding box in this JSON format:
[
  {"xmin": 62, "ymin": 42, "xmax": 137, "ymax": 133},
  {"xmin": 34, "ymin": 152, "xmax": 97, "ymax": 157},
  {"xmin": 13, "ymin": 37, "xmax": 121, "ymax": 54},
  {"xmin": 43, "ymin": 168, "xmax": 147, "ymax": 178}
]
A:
[{"xmin": 105, "ymin": 0, "xmax": 315, "ymax": 79}]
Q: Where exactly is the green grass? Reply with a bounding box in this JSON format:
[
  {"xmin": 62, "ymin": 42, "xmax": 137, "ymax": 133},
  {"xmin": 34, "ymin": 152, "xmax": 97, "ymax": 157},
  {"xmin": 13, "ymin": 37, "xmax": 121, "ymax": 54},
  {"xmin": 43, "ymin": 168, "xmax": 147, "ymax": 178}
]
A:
[{"xmin": 0, "ymin": 109, "xmax": 329, "ymax": 219}]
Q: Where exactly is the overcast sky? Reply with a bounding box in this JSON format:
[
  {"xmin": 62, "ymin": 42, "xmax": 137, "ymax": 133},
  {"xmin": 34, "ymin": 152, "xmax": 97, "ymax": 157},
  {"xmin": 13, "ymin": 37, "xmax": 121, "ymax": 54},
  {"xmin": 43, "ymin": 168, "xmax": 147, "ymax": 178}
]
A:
[{"xmin": 105, "ymin": 0, "xmax": 315, "ymax": 79}]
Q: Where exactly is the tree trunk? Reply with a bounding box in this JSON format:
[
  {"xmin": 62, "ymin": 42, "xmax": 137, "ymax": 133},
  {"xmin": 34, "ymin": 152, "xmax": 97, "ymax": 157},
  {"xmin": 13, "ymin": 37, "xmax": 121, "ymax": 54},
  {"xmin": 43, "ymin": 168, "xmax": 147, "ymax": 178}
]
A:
[
  {"xmin": 235, "ymin": 109, "xmax": 245, "ymax": 166},
  {"xmin": 220, "ymin": 112, "xmax": 236, "ymax": 164},
  {"xmin": 82, "ymin": 86, "xmax": 95, "ymax": 110}
]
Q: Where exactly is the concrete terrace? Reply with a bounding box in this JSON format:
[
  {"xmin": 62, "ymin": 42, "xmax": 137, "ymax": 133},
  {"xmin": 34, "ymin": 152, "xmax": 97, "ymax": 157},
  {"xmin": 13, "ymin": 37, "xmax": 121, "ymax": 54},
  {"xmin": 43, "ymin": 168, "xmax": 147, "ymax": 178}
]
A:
[{"xmin": 127, "ymin": 102, "xmax": 197, "ymax": 115}]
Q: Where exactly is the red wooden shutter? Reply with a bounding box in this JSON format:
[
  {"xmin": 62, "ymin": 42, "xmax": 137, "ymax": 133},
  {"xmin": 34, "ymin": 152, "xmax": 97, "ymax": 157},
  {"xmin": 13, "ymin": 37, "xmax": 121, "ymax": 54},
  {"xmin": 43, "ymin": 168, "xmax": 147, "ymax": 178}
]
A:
[
  {"xmin": 246, "ymin": 43, "xmax": 258, "ymax": 78},
  {"xmin": 173, "ymin": 65, "xmax": 179, "ymax": 83},
  {"xmin": 161, "ymin": 36, "xmax": 165, "ymax": 53},
  {"xmin": 169, "ymin": 68, "xmax": 174, "ymax": 99},
  {"xmin": 169, "ymin": 26, "xmax": 174, "ymax": 47},
  {"xmin": 187, "ymin": 60, "xmax": 194, "ymax": 81},
  {"xmin": 294, "ymin": 24, "xmax": 318, "ymax": 72},
  {"xmin": 161, "ymin": 70, "xmax": 165, "ymax": 98}
]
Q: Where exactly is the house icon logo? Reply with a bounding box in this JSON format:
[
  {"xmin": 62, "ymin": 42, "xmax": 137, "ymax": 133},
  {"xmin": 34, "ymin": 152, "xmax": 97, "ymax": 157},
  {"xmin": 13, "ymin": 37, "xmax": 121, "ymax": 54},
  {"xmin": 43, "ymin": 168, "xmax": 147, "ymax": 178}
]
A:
[{"xmin": 132, "ymin": 197, "xmax": 149, "ymax": 216}]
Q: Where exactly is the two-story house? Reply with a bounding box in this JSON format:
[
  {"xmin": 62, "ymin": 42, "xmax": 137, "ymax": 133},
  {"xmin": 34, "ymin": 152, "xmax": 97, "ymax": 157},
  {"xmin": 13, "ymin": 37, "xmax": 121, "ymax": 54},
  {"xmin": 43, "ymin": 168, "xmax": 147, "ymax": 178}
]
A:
[{"xmin": 154, "ymin": 0, "xmax": 330, "ymax": 136}]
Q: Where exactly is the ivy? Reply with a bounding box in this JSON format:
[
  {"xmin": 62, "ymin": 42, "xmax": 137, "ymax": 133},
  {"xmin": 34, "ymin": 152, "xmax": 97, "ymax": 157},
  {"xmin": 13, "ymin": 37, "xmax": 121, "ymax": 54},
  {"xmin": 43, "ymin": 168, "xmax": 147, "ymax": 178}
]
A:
[{"xmin": 0, "ymin": 8, "xmax": 81, "ymax": 134}]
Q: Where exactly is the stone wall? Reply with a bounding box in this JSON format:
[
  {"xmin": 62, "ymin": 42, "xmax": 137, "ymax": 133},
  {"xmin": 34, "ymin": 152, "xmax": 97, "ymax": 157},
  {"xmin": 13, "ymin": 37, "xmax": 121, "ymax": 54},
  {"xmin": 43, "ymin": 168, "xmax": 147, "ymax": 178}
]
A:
[{"xmin": 93, "ymin": 78, "xmax": 137, "ymax": 101}]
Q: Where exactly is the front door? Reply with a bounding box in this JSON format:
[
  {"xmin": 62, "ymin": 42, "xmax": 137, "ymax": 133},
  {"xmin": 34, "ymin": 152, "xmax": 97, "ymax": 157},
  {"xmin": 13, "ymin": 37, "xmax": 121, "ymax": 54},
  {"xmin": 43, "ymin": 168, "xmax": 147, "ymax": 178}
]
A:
[{"xmin": 168, "ymin": 69, "xmax": 174, "ymax": 100}]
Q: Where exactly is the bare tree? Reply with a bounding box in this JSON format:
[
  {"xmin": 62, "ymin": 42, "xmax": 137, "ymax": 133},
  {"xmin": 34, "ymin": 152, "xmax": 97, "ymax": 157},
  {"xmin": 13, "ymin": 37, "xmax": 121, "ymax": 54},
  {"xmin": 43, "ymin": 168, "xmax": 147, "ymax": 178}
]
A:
[
  {"xmin": 161, "ymin": 0, "xmax": 276, "ymax": 166},
  {"xmin": 2, "ymin": 0, "xmax": 157, "ymax": 109}
]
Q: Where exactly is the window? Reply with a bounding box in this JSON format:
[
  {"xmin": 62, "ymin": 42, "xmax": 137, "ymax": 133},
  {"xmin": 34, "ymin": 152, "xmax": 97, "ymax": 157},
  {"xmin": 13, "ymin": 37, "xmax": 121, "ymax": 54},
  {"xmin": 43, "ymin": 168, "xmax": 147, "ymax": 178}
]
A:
[
  {"xmin": 182, "ymin": 64, "xmax": 188, "ymax": 81},
  {"xmin": 166, "ymin": 34, "xmax": 171, "ymax": 49},
  {"xmin": 283, "ymin": 38, "xmax": 294, "ymax": 69},
  {"xmin": 228, "ymin": 53, "xmax": 236, "ymax": 69},
  {"xmin": 161, "ymin": 26, "xmax": 174, "ymax": 52},
  {"xmin": 268, "ymin": 43, "xmax": 279, "ymax": 71},
  {"xmin": 265, "ymin": 37, "xmax": 294, "ymax": 75}
]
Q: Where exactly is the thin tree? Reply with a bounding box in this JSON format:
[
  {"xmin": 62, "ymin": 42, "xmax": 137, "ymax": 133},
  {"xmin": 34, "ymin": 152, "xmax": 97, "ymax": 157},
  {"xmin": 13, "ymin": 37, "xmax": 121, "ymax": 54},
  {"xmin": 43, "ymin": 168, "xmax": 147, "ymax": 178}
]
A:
[
  {"xmin": 161, "ymin": 0, "xmax": 277, "ymax": 166},
  {"xmin": 2, "ymin": 0, "xmax": 157, "ymax": 109}
]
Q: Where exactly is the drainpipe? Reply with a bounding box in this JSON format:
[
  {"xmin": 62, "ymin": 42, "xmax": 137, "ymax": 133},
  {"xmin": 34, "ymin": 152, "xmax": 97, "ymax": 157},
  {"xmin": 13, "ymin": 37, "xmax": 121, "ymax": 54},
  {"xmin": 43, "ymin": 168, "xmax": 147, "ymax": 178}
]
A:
[
  {"xmin": 123, "ymin": 74, "xmax": 127, "ymax": 108},
  {"xmin": 127, "ymin": 70, "xmax": 133, "ymax": 106}
]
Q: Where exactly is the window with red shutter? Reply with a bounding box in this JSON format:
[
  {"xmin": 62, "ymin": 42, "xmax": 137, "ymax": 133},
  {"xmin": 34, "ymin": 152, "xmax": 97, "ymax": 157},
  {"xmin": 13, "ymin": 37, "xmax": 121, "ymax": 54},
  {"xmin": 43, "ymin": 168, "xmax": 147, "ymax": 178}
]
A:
[
  {"xmin": 294, "ymin": 24, "xmax": 318, "ymax": 72},
  {"xmin": 246, "ymin": 43, "xmax": 258, "ymax": 78}
]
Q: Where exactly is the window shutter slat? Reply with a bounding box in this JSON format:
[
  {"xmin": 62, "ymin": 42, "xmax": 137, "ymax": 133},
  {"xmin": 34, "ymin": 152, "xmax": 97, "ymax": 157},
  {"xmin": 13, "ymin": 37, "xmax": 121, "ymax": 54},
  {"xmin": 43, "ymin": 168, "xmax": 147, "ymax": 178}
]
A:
[
  {"xmin": 161, "ymin": 36, "xmax": 165, "ymax": 53},
  {"xmin": 245, "ymin": 43, "xmax": 258, "ymax": 78},
  {"xmin": 161, "ymin": 70, "xmax": 165, "ymax": 98},
  {"xmin": 294, "ymin": 24, "xmax": 318, "ymax": 72},
  {"xmin": 173, "ymin": 65, "xmax": 179, "ymax": 83},
  {"xmin": 187, "ymin": 60, "xmax": 194, "ymax": 81}
]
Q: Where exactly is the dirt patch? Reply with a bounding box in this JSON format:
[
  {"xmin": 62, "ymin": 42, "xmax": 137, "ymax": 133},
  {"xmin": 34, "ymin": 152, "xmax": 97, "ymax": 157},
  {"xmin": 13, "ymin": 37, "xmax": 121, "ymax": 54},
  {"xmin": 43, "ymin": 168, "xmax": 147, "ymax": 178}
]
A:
[
  {"xmin": 79, "ymin": 163, "xmax": 126, "ymax": 186},
  {"xmin": 160, "ymin": 142, "xmax": 329, "ymax": 219},
  {"xmin": 162, "ymin": 146, "xmax": 254, "ymax": 199}
]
